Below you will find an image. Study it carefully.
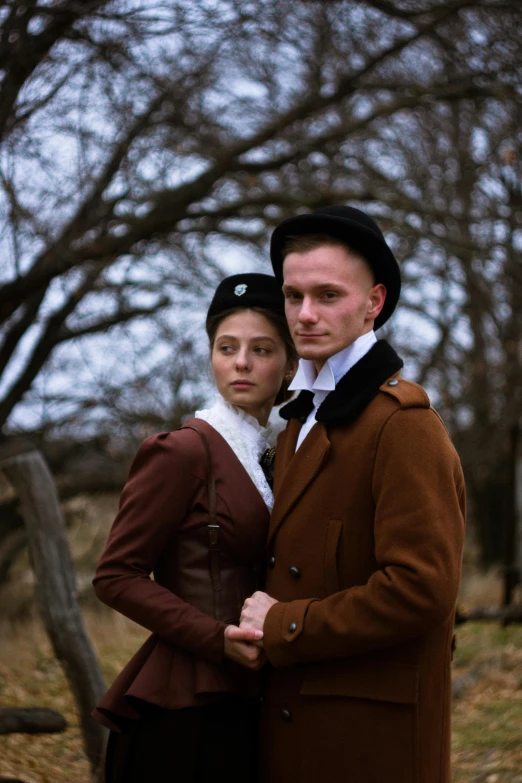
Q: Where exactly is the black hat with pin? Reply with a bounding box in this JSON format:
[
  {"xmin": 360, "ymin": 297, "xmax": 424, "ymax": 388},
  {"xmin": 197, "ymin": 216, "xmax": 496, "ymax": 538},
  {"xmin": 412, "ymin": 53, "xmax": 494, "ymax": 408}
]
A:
[
  {"xmin": 206, "ymin": 273, "xmax": 285, "ymax": 325},
  {"xmin": 270, "ymin": 205, "xmax": 401, "ymax": 329}
]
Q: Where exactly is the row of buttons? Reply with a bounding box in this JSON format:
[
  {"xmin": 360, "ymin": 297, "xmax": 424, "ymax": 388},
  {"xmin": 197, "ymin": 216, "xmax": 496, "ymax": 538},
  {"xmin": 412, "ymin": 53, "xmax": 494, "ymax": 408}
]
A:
[
  {"xmin": 275, "ymin": 379, "xmax": 401, "ymax": 732},
  {"xmin": 268, "ymin": 556, "xmax": 301, "ymax": 579}
]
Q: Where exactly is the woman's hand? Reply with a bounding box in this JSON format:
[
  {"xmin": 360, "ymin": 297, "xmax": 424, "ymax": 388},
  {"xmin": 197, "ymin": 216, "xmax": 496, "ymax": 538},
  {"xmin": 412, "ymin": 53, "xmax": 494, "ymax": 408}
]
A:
[{"xmin": 223, "ymin": 625, "xmax": 266, "ymax": 670}]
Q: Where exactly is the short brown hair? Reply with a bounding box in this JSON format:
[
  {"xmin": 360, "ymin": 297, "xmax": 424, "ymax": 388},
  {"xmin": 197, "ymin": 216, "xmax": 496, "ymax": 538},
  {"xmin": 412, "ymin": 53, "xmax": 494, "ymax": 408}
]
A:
[
  {"xmin": 282, "ymin": 233, "xmax": 375, "ymax": 282},
  {"xmin": 206, "ymin": 306, "xmax": 298, "ymax": 405}
]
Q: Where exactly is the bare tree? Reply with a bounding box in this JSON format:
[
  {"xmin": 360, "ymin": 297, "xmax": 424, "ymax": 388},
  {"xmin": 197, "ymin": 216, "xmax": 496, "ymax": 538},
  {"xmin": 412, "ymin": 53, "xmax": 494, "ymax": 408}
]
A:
[
  {"xmin": 340, "ymin": 75, "xmax": 522, "ymax": 571},
  {"xmin": 0, "ymin": 0, "xmax": 521, "ymax": 556},
  {"xmin": 1, "ymin": 0, "xmax": 519, "ymax": 418}
]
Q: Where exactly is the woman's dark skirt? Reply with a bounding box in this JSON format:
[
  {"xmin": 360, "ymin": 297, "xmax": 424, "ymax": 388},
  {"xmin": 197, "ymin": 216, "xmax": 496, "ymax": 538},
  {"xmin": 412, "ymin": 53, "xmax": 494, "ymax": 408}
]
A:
[{"xmin": 105, "ymin": 695, "xmax": 260, "ymax": 783}]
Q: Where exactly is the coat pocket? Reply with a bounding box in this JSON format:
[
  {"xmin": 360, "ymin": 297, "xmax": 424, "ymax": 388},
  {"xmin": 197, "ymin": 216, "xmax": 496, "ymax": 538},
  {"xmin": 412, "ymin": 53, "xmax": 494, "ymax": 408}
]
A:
[
  {"xmin": 298, "ymin": 662, "xmax": 420, "ymax": 783},
  {"xmin": 300, "ymin": 660, "xmax": 420, "ymax": 704},
  {"xmin": 324, "ymin": 518, "xmax": 342, "ymax": 595}
]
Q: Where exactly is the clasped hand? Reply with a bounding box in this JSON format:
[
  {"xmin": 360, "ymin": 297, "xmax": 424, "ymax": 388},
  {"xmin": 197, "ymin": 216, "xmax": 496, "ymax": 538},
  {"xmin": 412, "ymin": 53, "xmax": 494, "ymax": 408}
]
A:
[{"xmin": 223, "ymin": 591, "xmax": 278, "ymax": 671}]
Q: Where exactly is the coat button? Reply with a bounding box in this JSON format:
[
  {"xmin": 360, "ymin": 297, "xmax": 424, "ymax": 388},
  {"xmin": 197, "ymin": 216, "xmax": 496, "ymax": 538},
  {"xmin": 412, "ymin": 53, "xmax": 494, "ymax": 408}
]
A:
[
  {"xmin": 268, "ymin": 555, "xmax": 276, "ymax": 568},
  {"xmin": 281, "ymin": 709, "xmax": 292, "ymax": 722},
  {"xmin": 288, "ymin": 622, "xmax": 297, "ymax": 633},
  {"xmin": 387, "ymin": 379, "xmax": 399, "ymax": 386},
  {"xmin": 289, "ymin": 566, "xmax": 301, "ymax": 579}
]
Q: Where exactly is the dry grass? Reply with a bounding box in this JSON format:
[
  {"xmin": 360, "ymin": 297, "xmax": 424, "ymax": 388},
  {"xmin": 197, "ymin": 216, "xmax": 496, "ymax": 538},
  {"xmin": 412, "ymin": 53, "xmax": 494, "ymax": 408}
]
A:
[
  {"xmin": 1, "ymin": 498, "xmax": 521, "ymax": 782},
  {"xmin": 452, "ymin": 623, "xmax": 522, "ymax": 783},
  {"xmin": 0, "ymin": 611, "xmax": 147, "ymax": 783},
  {"xmin": 1, "ymin": 608, "xmax": 522, "ymax": 782},
  {"xmin": 0, "ymin": 493, "xmax": 119, "ymax": 623}
]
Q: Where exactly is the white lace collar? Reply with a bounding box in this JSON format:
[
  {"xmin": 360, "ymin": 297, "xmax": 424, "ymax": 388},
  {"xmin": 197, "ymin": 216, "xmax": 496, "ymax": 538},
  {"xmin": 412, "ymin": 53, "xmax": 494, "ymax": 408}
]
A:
[{"xmin": 194, "ymin": 395, "xmax": 276, "ymax": 509}]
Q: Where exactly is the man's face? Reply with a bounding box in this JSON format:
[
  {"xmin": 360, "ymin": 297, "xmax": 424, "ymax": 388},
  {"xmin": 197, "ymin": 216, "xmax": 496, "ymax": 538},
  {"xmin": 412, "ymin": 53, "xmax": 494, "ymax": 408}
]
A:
[{"xmin": 282, "ymin": 244, "xmax": 386, "ymax": 371}]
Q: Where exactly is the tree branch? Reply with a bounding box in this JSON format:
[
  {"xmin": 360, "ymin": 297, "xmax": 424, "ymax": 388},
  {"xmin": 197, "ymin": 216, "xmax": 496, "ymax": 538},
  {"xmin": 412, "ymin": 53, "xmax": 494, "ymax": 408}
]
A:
[
  {"xmin": 0, "ymin": 265, "xmax": 103, "ymax": 428},
  {"xmin": 0, "ymin": 0, "xmax": 111, "ymax": 140},
  {"xmin": 56, "ymin": 296, "xmax": 170, "ymax": 342}
]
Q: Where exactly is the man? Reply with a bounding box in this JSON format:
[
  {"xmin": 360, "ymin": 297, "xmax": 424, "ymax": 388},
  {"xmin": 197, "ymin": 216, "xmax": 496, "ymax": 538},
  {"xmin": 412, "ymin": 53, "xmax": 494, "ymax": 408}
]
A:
[{"xmin": 240, "ymin": 206, "xmax": 465, "ymax": 783}]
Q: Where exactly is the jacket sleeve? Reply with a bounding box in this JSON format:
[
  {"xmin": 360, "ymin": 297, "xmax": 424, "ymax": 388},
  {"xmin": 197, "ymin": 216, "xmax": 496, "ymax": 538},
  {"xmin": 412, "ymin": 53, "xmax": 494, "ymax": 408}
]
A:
[
  {"xmin": 263, "ymin": 407, "xmax": 465, "ymax": 667},
  {"xmin": 92, "ymin": 431, "xmax": 226, "ymax": 665}
]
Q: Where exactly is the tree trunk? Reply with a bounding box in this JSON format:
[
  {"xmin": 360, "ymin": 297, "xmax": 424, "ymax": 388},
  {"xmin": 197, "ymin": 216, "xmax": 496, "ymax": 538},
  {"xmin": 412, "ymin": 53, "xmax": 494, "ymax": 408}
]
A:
[
  {"xmin": 469, "ymin": 463, "xmax": 512, "ymax": 567},
  {"xmin": 502, "ymin": 424, "xmax": 520, "ymax": 607},
  {"xmin": 0, "ymin": 441, "xmax": 107, "ymax": 782},
  {"xmin": 516, "ymin": 428, "xmax": 522, "ymax": 604}
]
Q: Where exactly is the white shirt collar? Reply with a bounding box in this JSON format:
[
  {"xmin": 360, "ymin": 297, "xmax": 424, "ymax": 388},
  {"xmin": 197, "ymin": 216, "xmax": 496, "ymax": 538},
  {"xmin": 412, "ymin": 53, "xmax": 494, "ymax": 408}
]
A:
[{"xmin": 288, "ymin": 331, "xmax": 377, "ymax": 394}]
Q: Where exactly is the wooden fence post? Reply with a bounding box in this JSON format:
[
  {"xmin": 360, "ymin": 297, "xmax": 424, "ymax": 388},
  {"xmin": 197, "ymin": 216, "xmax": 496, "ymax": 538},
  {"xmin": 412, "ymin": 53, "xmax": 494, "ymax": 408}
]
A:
[{"xmin": 0, "ymin": 440, "xmax": 107, "ymax": 782}]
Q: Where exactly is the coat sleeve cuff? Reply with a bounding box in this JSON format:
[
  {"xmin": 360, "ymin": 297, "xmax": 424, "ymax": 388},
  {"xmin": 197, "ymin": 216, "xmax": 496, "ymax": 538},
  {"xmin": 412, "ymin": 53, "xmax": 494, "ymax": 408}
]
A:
[{"xmin": 263, "ymin": 598, "xmax": 318, "ymax": 667}]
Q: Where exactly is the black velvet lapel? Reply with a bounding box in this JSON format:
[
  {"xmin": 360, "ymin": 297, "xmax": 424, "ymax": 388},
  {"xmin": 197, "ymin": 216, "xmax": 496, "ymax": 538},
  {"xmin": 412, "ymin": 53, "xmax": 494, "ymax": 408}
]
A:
[{"xmin": 280, "ymin": 340, "xmax": 403, "ymax": 425}]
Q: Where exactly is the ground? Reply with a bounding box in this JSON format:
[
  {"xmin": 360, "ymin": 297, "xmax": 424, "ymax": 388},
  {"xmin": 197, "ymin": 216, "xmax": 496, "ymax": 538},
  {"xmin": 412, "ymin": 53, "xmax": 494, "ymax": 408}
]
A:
[
  {"xmin": 0, "ymin": 494, "xmax": 521, "ymax": 782},
  {"xmin": 1, "ymin": 613, "xmax": 522, "ymax": 783},
  {"xmin": 452, "ymin": 622, "xmax": 522, "ymax": 783}
]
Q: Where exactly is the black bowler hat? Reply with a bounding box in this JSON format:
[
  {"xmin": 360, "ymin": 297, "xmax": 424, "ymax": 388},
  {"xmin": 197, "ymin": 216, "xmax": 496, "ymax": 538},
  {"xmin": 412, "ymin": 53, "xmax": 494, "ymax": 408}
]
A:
[
  {"xmin": 206, "ymin": 273, "xmax": 284, "ymax": 325},
  {"xmin": 270, "ymin": 205, "xmax": 401, "ymax": 329}
]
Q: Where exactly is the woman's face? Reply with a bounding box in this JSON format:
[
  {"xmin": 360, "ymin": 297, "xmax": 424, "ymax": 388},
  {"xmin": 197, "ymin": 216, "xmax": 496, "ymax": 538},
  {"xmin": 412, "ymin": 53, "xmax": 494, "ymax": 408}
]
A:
[{"xmin": 212, "ymin": 309, "xmax": 291, "ymax": 426}]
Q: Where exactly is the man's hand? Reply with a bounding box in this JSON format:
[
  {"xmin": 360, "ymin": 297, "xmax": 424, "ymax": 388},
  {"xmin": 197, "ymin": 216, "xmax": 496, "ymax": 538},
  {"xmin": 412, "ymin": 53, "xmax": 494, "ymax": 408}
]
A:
[
  {"xmin": 223, "ymin": 625, "xmax": 266, "ymax": 670},
  {"xmin": 240, "ymin": 591, "xmax": 278, "ymax": 644}
]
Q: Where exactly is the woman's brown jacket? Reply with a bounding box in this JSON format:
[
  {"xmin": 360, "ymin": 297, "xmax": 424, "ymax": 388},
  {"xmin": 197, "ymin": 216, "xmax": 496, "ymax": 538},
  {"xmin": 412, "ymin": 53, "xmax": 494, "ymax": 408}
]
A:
[
  {"xmin": 260, "ymin": 341, "xmax": 465, "ymax": 783},
  {"xmin": 92, "ymin": 420, "xmax": 269, "ymax": 731}
]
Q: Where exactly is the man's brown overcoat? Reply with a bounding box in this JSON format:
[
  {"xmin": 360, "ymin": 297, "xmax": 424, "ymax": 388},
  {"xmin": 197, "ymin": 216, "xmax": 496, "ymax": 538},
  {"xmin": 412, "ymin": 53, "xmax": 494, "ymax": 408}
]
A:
[{"xmin": 261, "ymin": 341, "xmax": 465, "ymax": 783}]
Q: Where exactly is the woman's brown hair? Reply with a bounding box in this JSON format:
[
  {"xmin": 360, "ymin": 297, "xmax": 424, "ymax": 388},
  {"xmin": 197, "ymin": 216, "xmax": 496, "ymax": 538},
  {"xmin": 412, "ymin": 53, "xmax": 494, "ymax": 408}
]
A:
[{"xmin": 206, "ymin": 306, "xmax": 298, "ymax": 405}]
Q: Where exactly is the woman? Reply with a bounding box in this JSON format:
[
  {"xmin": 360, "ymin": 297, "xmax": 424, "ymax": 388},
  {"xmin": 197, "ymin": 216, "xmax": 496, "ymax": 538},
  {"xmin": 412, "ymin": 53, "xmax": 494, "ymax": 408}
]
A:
[{"xmin": 92, "ymin": 273, "xmax": 297, "ymax": 783}]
